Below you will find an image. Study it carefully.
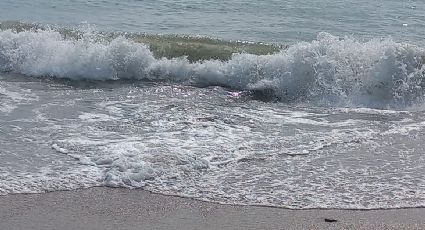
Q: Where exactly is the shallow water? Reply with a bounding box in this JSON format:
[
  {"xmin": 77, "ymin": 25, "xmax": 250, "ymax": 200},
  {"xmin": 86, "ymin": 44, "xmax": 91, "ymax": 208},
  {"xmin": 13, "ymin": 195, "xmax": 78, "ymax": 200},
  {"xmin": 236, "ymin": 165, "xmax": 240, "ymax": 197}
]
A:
[
  {"xmin": 2, "ymin": 72, "xmax": 425, "ymax": 209},
  {"xmin": 1, "ymin": 0, "xmax": 425, "ymax": 209}
]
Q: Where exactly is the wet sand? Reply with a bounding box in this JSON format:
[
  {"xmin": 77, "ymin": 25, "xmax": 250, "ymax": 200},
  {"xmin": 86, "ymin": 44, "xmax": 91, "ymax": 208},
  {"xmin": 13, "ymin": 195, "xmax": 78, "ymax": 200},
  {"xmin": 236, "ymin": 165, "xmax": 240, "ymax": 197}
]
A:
[{"xmin": 0, "ymin": 187, "xmax": 424, "ymax": 230}]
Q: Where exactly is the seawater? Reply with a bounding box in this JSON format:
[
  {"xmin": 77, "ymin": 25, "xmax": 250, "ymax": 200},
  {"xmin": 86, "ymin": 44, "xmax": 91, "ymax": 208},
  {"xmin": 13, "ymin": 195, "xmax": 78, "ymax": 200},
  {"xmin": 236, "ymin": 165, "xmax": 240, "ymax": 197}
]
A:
[
  {"xmin": 1, "ymin": 0, "xmax": 425, "ymax": 209},
  {"xmin": 0, "ymin": 0, "xmax": 424, "ymax": 44}
]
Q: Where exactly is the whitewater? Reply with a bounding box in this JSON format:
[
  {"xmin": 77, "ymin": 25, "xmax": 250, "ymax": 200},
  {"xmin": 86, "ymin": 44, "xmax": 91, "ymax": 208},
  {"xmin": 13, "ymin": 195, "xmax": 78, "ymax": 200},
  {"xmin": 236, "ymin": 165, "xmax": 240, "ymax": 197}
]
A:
[{"xmin": 1, "ymin": 0, "xmax": 425, "ymax": 209}]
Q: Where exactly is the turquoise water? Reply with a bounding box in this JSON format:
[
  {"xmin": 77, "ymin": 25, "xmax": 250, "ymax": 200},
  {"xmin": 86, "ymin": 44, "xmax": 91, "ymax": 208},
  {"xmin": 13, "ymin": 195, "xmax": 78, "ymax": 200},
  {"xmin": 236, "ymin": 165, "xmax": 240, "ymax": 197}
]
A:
[{"xmin": 1, "ymin": 0, "xmax": 424, "ymax": 44}]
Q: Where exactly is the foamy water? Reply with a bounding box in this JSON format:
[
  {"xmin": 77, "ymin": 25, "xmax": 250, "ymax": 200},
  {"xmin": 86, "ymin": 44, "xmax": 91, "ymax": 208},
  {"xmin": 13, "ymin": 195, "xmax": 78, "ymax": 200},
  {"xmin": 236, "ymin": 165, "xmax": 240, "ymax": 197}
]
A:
[
  {"xmin": 1, "ymin": 0, "xmax": 425, "ymax": 209},
  {"xmin": 1, "ymin": 29, "xmax": 424, "ymax": 108}
]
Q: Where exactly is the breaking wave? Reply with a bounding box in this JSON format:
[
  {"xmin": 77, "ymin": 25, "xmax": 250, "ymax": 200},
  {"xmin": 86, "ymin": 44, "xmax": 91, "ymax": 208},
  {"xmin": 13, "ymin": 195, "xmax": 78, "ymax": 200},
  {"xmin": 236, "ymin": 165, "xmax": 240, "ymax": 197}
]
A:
[{"xmin": 0, "ymin": 26, "xmax": 424, "ymax": 108}]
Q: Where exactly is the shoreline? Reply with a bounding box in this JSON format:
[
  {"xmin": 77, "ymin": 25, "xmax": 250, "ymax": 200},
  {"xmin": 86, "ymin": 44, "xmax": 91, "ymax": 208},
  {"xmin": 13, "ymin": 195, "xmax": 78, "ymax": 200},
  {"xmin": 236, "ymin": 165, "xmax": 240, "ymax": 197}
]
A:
[{"xmin": 1, "ymin": 187, "xmax": 425, "ymax": 230}]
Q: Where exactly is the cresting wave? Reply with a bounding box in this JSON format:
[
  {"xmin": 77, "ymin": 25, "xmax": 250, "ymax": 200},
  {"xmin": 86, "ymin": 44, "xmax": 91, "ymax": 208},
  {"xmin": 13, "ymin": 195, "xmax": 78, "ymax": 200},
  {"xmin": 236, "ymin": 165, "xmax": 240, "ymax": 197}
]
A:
[
  {"xmin": 0, "ymin": 27, "xmax": 424, "ymax": 108},
  {"xmin": 0, "ymin": 21, "xmax": 281, "ymax": 61}
]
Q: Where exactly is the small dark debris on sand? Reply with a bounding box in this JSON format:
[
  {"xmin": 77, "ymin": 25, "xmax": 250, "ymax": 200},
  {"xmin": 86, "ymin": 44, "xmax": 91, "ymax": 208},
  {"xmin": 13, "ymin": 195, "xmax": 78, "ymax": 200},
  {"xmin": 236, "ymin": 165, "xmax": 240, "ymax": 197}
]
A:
[{"xmin": 324, "ymin": 218, "xmax": 338, "ymax": 223}]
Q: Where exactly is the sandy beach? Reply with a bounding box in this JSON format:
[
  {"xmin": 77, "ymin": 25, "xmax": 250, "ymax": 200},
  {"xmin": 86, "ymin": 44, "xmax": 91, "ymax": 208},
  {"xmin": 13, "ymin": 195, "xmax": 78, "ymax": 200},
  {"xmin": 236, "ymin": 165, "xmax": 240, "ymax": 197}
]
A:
[{"xmin": 0, "ymin": 187, "xmax": 424, "ymax": 230}]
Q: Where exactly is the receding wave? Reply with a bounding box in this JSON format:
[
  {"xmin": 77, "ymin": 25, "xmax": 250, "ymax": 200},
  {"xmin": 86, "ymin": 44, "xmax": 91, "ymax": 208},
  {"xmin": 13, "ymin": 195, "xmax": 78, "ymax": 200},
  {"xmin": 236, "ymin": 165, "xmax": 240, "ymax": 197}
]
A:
[{"xmin": 1, "ymin": 22, "xmax": 425, "ymax": 108}]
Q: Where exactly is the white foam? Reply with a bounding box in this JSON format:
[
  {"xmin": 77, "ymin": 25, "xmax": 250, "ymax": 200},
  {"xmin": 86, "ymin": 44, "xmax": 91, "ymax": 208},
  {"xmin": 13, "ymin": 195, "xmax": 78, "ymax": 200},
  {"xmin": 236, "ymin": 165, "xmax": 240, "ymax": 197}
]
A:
[
  {"xmin": 0, "ymin": 81, "xmax": 38, "ymax": 113},
  {"xmin": 1, "ymin": 30, "xmax": 424, "ymax": 108},
  {"xmin": 383, "ymin": 120, "xmax": 425, "ymax": 135},
  {"xmin": 51, "ymin": 143, "xmax": 69, "ymax": 154},
  {"xmin": 2, "ymin": 93, "xmax": 424, "ymax": 209},
  {"xmin": 78, "ymin": 112, "xmax": 116, "ymax": 122}
]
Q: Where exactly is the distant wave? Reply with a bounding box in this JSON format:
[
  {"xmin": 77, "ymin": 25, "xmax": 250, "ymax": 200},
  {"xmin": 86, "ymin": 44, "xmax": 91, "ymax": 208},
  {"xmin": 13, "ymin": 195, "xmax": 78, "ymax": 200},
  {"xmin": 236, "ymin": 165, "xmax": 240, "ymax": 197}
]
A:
[{"xmin": 1, "ymin": 23, "xmax": 424, "ymax": 108}]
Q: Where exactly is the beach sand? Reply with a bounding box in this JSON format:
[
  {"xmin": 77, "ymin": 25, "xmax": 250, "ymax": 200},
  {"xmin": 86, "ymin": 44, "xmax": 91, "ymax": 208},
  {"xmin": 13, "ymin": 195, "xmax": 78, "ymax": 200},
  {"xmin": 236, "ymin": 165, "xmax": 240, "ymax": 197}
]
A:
[{"xmin": 0, "ymin": 187, "xmax": 424, "ymax": 230}]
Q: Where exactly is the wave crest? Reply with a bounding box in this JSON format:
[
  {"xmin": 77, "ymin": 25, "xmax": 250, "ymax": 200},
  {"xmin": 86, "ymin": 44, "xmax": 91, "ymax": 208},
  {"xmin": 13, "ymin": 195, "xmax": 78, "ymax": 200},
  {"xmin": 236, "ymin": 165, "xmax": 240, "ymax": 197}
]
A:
[{"xmin": 0, "ymin": 29, "xmax": 424, "ymax": 108}]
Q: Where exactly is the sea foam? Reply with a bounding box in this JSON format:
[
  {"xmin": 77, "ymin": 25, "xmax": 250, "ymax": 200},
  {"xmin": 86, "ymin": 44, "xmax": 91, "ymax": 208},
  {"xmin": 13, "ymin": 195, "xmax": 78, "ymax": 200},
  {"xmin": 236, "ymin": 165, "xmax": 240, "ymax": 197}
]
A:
[{"xmin": 0, "ymin": 29, "xmax": 424, "ymax": 108}]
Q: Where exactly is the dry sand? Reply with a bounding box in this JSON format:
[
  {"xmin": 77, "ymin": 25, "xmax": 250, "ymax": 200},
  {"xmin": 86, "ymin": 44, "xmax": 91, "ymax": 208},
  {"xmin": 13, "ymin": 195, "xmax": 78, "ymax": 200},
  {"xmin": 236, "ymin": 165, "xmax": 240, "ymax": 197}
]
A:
[{"xmin": 0, "ymin": 187, "xmax": 424, "ymax": 230}]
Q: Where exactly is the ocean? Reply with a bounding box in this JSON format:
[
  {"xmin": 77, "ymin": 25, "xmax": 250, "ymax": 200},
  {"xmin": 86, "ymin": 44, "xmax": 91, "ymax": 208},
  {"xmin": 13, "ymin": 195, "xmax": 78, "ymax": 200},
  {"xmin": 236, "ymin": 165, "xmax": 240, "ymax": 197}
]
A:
[{"xmin": 1, "ymin": 0, "xmax": 425, "ymax": 209}]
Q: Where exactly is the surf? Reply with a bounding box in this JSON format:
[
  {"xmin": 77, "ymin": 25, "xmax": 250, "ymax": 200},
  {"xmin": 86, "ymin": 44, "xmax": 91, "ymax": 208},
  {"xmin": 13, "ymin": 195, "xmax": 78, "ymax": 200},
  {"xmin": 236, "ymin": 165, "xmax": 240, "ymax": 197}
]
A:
[{"xmin": 1, "ymin": 22, "xmax": 424, "ymax": 108}]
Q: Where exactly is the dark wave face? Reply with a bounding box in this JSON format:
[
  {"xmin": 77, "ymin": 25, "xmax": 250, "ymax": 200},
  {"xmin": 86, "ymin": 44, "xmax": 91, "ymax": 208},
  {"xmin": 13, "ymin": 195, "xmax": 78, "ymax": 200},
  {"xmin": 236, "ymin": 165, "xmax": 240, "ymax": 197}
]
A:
[{"xmin": 1, "ymin": 22, "xmax": 425, "ymax": 108}]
